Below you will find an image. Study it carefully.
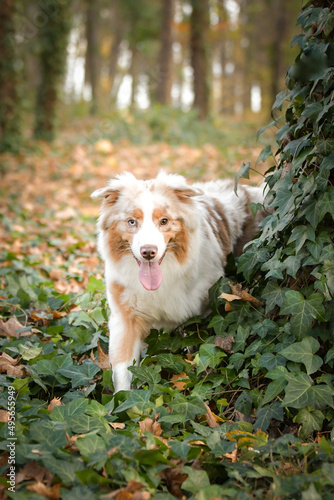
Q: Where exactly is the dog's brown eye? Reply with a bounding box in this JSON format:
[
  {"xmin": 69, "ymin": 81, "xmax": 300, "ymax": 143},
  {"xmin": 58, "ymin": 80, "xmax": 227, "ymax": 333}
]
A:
[
  {"xmin": 160, "ymin": 218, "xmax": 168, "ymax": 226},
  {"xmin": 128, "ymin": 219, "xmax": 137, "ymax": 227}
]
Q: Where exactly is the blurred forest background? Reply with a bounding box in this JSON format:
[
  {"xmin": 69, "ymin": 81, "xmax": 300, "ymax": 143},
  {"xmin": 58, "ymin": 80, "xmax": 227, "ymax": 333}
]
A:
[{"xmin": 0, "ymin": 0, "xmax": 301, "ymax": 153}]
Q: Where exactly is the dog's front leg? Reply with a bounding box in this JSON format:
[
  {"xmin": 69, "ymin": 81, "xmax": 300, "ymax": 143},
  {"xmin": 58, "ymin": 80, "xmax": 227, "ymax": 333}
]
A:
[{"xmin": 108, "ymin": 310, "xmax": 144, "ymax": 393}]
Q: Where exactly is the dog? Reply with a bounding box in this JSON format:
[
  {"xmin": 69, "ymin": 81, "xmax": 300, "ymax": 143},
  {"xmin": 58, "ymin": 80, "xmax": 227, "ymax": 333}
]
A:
[{"xmin": 91, "ymin": 171, "xmax": 266, "ymax": 392}]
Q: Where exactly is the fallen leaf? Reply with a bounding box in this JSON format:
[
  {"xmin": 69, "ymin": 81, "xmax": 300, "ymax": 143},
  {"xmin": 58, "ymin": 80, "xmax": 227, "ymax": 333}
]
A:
[
  {"xmin": 214, "ymin": 335, "xmax": 235, "ymax": 352},
  {"xmin": 109, "ymin": 422, "xmax": 126, "ymax": 430},
  {"xmin": 48, "ymin": 398, "xmax": 63, "ymax": 413},
  {"xmin": 139, "ymin": 415, "xmax": 162, "ymax": 437},
  {"xmin": 90, "ymin": 342, "xmax": 110, "ymax": 370},
  {"xmin": 16, "ymin": 461, "xmax": 53, "ymax": 485},
  {"xmin": 219, "ymin": 282, "xmax": 264, "ymax": 310},
  {"xmin": 102, "ymin": 479, "xmax": 150, "ymax": 499},
  {"xmin": 0, "ymin": 410, "xmax": 9, "ymax": 422},
  {"xmin": 0, "ymin": 317, "xmax": 31, "ymax": 338},
  {"xmin": 224, "ymin": 448, "xmax": 238, "ymax": 463},
  {"xmin": 26, "ymin": 481, "xmax": 60, "ymax": 500},
  {"xmin": 170, "ymin": 372, "xmax": 188, "ymax": 390},
  {"xmin": 204, "ymin": 403, "xmax": 220, "ymax": 428},
  {"xmin": 49, "ymin": 269, "xmax": 63, "ymax": 281},
  {"xmin": 0, "ymin": 352, "xmax": 27, "ymax": 377},
  {"xmin": 160, "ymin": 463, "xmax": 188, "ymax": 499}
]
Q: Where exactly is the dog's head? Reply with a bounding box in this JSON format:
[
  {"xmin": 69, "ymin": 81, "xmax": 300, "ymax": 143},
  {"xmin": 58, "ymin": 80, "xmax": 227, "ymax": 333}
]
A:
[{"xmin": 91, "ymin": 171, "xmax": 202, "ymax": 290}]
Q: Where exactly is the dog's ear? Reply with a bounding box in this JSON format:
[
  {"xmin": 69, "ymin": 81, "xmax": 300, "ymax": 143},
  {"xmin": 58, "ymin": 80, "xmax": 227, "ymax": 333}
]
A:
[
  {"xmin": 91, "ymin": 186, "xmax": 120, "ymax": 205},
  {"xmin": 174, "ymin": 187, "xmax": 202, "ymax": 203}
]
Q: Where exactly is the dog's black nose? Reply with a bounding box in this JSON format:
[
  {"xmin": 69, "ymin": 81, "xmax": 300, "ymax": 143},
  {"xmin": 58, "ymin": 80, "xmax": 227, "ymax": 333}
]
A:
[{"xmin": 140, "ymin": 245, "xmax": 158, "ymax": 260}]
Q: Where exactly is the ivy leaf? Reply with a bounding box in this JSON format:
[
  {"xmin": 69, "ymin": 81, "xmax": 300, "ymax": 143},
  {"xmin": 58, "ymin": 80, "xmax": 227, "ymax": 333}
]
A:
[
  {"xmin": 169, "ymin": 394, "xmax": 207, "ymax": 420},
  {"xmin": 114, "ymin": 390, "xmax": 152, "ymax": 414},
  {"xmin": 263, "ymin": 281, "xmax": 287, "ymax": 313},
  {"xmin": 263, "ymin": 377, "xmax": 288, "ymax": 405},
  {"xmin": 255, "ymin": 144, "xmax": 273, "ymax": 165},
  {"xmin": 237, "ymin": 247, "xmax": 268, "ymax": 281},
  {"xmin": 76, "ymin": 434, "xmax": 107, "ymax": 459},
  {"xmin": 280, "ymin": 291, "xmax": 325, "ymax": 339},
  {"xmin": 254, "ymin": 402, "xmax": 283, "ymax": 431},
  {"xmin": 182, "ymin": 467, "xmax": 210, "ymax": 494},
  {"xmin": 319, "ymin": 151, "xmax": 334, "ymax": 170},
  {"xmin": 280, "ymin": 337, "xmax": 323, "ymax": 375},
  {"xmin": 287, "ymin": 225, "xmax": 315, "ymax": 254},
  {"xmin": 234, "ymin": 162, "xmax": 250, "ymax": 194},
  {"xmin": 235, "ymin": 391, "xmax": 252, "ymax": 416},
  {"xmin": 50, "ymin": 398, "xmax": 89, "ymax": 422},
  {"xmin": 317, "ymin": 187, "xmax": 334, "ymax": 221},
  {"xmin": 282, "ymin": 372, "xmax": 334, "ymax": 409},
  {"xmin": 281, "ymin": 255, "xmax": 302, "ymax": 278},
  {"xmin": 57, "ymin": 359, "xmax": 100, "ymax": 388},
  {"xmin": 294, "ymin": 408, "xmax": 324, "ymax": 439},
  {"xmin": 194, "ymin": 343, "xmax": 226, "ymax": 375}
]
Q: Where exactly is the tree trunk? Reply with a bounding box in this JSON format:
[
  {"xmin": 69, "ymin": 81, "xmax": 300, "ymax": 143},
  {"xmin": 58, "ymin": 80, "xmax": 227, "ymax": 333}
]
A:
[
  {"xmin": 85, "ymin": 0, "xmax": 100, "ymax": 115},
  {"xmin": 190, "ymin": 0, "xmax": 210, "ymax": 119},
  {"xmin": 0, "ymin": 0, "xmax": 22, "ymax": 153},
  {"xmin": 34, "ymin": 2, "xmax": 71, "ymax": 141},
  {"xmin": 268, "ymin": 0, "xmax": 289, "ymax": 107},
  {"xmin": 157, "ymin": 0, "xmax": 175, "ymax": 105},
  {"xmin": 130, "ymin": 45, "xmax": 140, "ymax": 108}
]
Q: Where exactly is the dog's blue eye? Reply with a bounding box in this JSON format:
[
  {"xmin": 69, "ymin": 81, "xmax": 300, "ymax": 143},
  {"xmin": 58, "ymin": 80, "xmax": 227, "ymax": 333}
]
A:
[
  {"xmin": 128, "ymin": 219, "xmax": 136, "ymax": 226},
  {"xmin": 160, "ymin": 218, "xmax": 168, "ymax": 226}
]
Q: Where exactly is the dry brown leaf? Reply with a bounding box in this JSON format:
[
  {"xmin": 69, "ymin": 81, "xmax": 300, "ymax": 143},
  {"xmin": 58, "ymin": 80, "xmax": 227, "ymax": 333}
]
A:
[
  {"xmin": 65, "ymin": 433, "xmax": 87, "ymax": 452},
  {"xmin": 160, "ymin": 464, "xmax": 188, "ymax": 499},
  {"xmin": 48, "ymin": 398, "xmax": 63, "ymax": 413},
  {"xmin": 109, "ymin": 422, "xmax": 126, "ymax": 430},
  {"xmin": 52, "ymin": 311, "xmax": 68, "ymax": 319},
  {"xmin": 16, "ymin": 461, "xmax": 53, "ymax": 485},
  {"xmin": 26, "ymin": 481, "xmax": 60, "ymax": 500},
  {"xmin": 240, "ymin": 290, "xmax": 264, "ymax": 307},
  {"xmin": 170, "ymin": 372, "xmax": 188, "ymax": 390},
  {"xmin": 214, "ymin": 335, "xmax": 235, "ymax": 353},
  {"xmin": 0, "ymin": 352, "xmax": 27, "ymax": 378},
  {"xmin": 224, "ymin": 448, "xmax": 238, "ymax": 463},
  {"xmin": 49, "ymin": 269, "xmax": 62, "ymax": 281},
  {"xmin": 0, "ymin": 410, "xmax": 9, "ymax": 422},
  {"xmin": 139, "ymin": 416, "xmax": 162, "ymax": 437},
  {"xmin": 30, "ymin": 311, "xmax": 50, "ymax": 326},
  {"xmin": 219, "ymin": 282, "xmax": 264, "ymax": 310},
  {"xmin": 102, "ymin": 479, "xmax": 150, "ymax": 500},
  {"xmin": 94, "ymin": 341, "xmax": 110, "ymax": 370},
  {"xmin": 228, "ymin": 282, "xmax": 243, "ymax": 296},
  {"xmin": 219, "ymin": 292, "xmax": 241, "ymax": 302},
  {"xmin": 0, "ymin": 317, "xmax": 31, "ymax": 338},
  {"xmin": 204, "ymin": 403, "xmax": 220, "ymax": 428}
]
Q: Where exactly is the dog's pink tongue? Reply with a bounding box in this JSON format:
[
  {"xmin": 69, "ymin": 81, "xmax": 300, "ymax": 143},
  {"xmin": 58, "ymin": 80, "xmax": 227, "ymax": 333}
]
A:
[{"xmin": 139, "ymin": 261, "xmax": 162, "ymax": 291}]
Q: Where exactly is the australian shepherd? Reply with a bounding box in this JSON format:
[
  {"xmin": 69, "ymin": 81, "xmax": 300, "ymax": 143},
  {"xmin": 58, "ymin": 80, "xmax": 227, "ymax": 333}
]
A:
[{"xmin": 91, "ymin": 171, "xmax": 266, "ymax": 392}]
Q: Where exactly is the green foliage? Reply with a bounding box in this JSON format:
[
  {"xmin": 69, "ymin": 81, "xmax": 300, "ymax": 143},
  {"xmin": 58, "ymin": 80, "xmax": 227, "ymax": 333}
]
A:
[{"xmin": 233, "ymin": 0, "xmax": 334, "ymax": 437}]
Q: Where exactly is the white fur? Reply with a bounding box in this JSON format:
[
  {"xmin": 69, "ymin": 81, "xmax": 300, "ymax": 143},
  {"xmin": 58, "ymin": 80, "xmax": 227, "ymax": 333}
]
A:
[{"xmin": 92, "ymin": 172, "xmax": 266, "ymax": 392}]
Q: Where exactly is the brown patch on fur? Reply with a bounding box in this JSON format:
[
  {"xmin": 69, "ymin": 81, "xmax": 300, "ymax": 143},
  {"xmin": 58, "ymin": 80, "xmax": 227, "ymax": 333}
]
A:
[
  {"xmin": 108, "ymin": 222, "xmax": 133, "ymax": 262},
  {"xmin": 202, "ymin": 200, "xmax": 232, "ymax": 264},
  {"xmin": 131, "ymin": 208, "xmax": 144, "ymax": 221},
  {"xmin": 168, "ymin": 219, "xmax": 189, "ymax": 264},
  {"xmin": 152, "ymin": 209, "xmax": 189, "ymax": 264},
  {"xmin": 103, "ymin": 190, "xmax": 120, "ymax": 206},
  {"xmin": 157, "ymin": 185, "xmax": 198, "ymax": 205},
  {"xmin": 233, "ymin": 189, "xmax": 258, "ymax": 257},
  {"xmin": 110, "ymin": 282, "xmax": 148, "ymax": 364}
]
